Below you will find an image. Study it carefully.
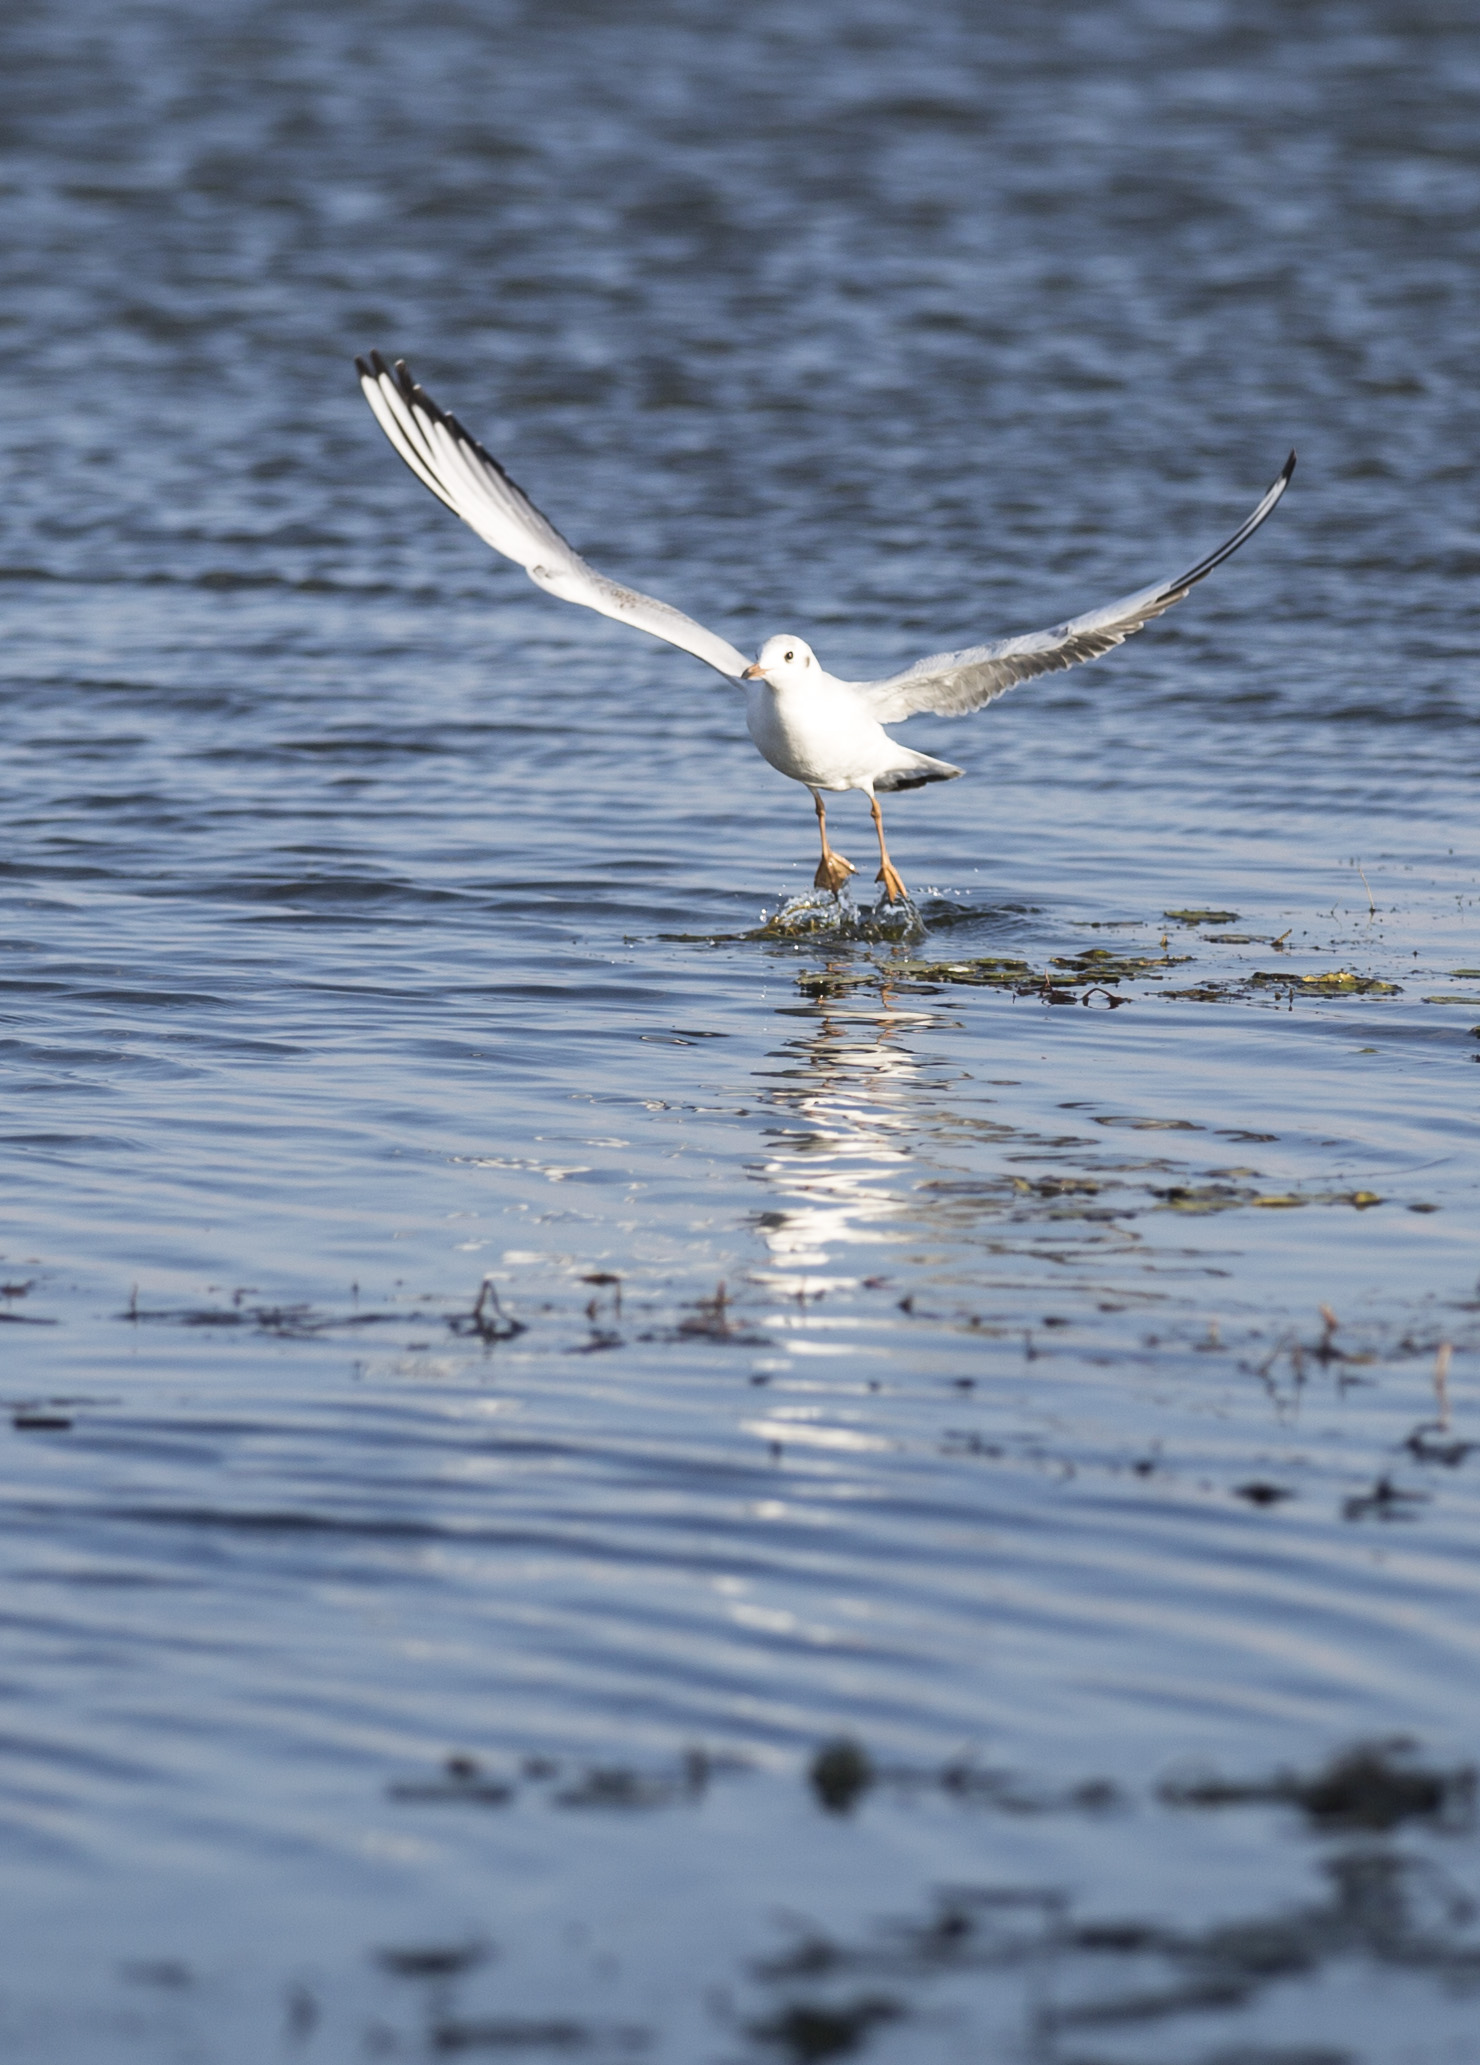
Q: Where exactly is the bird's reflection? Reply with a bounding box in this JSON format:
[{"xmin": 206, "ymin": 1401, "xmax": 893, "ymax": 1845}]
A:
[{"xmin": 750, "ymin": 967, "xmax": 941, "ymax": 1289}]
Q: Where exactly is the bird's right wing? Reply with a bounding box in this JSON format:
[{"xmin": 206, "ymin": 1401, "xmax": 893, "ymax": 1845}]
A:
[{"xmin": 356, "ymin": 352, "xmax": 751, "ymax": 683}]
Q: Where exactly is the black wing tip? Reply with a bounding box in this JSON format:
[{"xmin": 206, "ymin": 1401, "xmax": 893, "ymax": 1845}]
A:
[{"xmin": 1280, "ymin": 449, "xmax": 1297, "ymax": 483}]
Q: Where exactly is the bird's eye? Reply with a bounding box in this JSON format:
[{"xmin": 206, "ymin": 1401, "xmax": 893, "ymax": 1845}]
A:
[{"xmin": 784, "ymin": 650, "xmax": 794, "ymax": 662}]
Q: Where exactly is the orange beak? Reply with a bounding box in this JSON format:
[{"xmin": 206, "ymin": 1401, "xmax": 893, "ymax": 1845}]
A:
[{"xmin": 742, "ymin": 661, "xmax": 765, "ymax": 679}]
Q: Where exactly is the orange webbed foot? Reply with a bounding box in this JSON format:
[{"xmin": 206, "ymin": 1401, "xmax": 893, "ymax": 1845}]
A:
[
  {"xmin": 814, "ymin": 851, "xmax": 858, "ymax": 895},
  {"xmin": 874, "ymin": 861, "xmax": 909, "ymax": 905}
]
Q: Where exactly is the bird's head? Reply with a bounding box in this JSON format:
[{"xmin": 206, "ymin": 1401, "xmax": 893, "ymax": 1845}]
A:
[{"xmin": 742, "ymin": 636, "xmax": 817, "ymax": 687}]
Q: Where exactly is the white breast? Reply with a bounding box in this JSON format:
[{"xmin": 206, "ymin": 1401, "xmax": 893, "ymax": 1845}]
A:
[{"xmin": 744, "ymin": 676, "xmax": 892, "ymax": 791}]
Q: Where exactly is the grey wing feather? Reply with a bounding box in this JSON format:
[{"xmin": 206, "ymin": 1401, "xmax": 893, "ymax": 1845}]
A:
[
  {"xmin": 356, "ymin": 352, "xmax": 751, "ymax": 683},
  {"xmin": 859, "ymin": 453, "xmax": 1295, "ymax": 722}
]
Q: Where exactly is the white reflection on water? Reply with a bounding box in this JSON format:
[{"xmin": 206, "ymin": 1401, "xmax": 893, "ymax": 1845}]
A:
[{"xmin": 751, "ymin": 983, "xmax": 938, "ymax": 1278}]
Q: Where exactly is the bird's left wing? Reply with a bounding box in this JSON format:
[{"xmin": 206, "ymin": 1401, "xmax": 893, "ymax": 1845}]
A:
[
  {"xmin": 356, "ymin": 352, "xmax": 751, "ymax": 683},
  {"xmin": 857, "ymin": 453, "xmax": 1294, "ymax": 723}
]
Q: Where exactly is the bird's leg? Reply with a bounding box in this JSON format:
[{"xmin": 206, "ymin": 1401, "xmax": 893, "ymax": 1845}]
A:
[
  {"xmin": 811, "ymin": 790, "xmax": 857, "ymax": 896},
  {"xmin": 869, "ymin": 794, "xmax": 909, "ymax": 905}
]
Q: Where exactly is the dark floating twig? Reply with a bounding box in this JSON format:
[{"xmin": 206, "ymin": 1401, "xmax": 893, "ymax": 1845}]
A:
[
  {"xmin": 0, "ymin": 1280, "xmax": 57, "ymax": 1325},
  {"xmin": 676, "ymin": 1279, "xmax": 767, "ymax": 1344},
  {"xmin": 806, "ymin": 1737, "xmax": 1117, "ymax": 1821},
  {"xmin": 448, "ymin": 1277, "xmax": 527, "ymax": 1343},
  {"xmin": 387, "ymin": 1753, "xmax": 514, "ymax": 1807},
  {"xmin": 1343, "ymin": 1474, "xmax": 1429, "ymax": 1522},
  {"xmin": 1405, "ymin": 1422, "xmax": 1473, "ymax": 1466},
  {"xmin": 375, "ymin": 1939, "xmax": 489, "ymax": 1980},
  {"xmin": 581, "ymin": 1270, "xmax": 622, "ymax": 1318},
  {"xmin": 1234, "ymin": 1481, "xmax": 1292, "ymax": 1506},
  {"xmin": 431, "ymin": 2016, "xmax": 644, "ymax": 2054},
  {"xmin": 118, "ymin": 1297, "xmax": 406, "ymax": 1337},
  {"xmin": 389, "ymin": 1748, "xmax": 738, "ymax": 1818}
]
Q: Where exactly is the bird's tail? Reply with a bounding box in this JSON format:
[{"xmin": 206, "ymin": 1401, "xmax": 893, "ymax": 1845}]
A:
[{"xmin": 875, "ymin": 749, "xmax": 963, "ymax": 793}]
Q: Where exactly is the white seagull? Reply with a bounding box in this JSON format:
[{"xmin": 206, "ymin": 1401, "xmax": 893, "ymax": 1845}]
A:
[{"xmin": 356, "ymin": 352, "xmax": 1293, "ymax": 904}]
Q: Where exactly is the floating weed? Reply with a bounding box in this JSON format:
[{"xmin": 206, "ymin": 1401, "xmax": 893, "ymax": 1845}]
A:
[
  {"xmin": 553, "ymin": 1748, "xmax": 736, "ymax": 1809},
  {"xmin": 890, "ymin": 946, "xmax": 1190, "ymax": 994},
  {"xmin": 889, "ymin": 954, "xmax": 1035, "ymax": 989},
  {"xmin": 389, "ymin": 1749, "xmax": 739, "ymax": 1816},
  {"xmin": 1152, "ymin": 1183, "xmax": 1255, "ymax": 1214},
  {"xmin": 810, "ymin": 1740, "xmax": 874, "ymax": 1816},
  {"xmin": 741, "ymin": 1813, "xmax": 1480, "ymax": 2057},
  {"xmin": 375, "ymin": 1940, "xmax": 489, "ymax": 1980},
  {"xmin": 1160, "ymin": 1740, "xmax": 1474, "ymax": 1833},
  {"xmin": 1251, "ymin": 969, "xmax": 1403, "ymax": 996},
  {"xmin": 747, "ymin": 1996, "xmax": 903, "ymax": 2062},
  {"xmin": 1343, "ymin": 1474, "xmax": 1429, "ymax": 1522},
  {"xmin": 13, "ymin": 1412, "xmax": 73, "ymax": 1430},
  {"xmin": 1049, "ymin": 948, "xmax": 1191, "ymax": 980},
  {"xmin": 1164, "ymin": 907, "xmax": 1240, "ymax": 925},
  {"xmin": 387, "ymin": 1755, "xmax": 514, "ymax": 1808},
  {"xmin": 806, "ymin": 1737, "xmax": 1120, "ymax": 1820},
  {"xmin": 676, "ymin": 1279, "xmax": 768, "ymax": 1344},
  {"xmin": 449, "ymin": 1277, "xmax": 527, "ymax": 1343},
  {"xmin": 795, "ymin": 966, "xmax": 879, "ymax": 1001},
  {"xmin": 441, "ymin": 2016, "xmax": 652, "ymax": 2053},
  {"xmin": 552, "ymin": 1767, "xmax": 677, "ymax": 1810},
  {"xmin": 429, "ymin": 2016, "xmax": 620, "ymax": 2052},
  {"xmin": 120, "ymin": 1295, "xmax": 409, "ymax": 1338},
  {"xmin": 1404, "ymin": 1425, "xmax": 1476, "ymax": 1466}
]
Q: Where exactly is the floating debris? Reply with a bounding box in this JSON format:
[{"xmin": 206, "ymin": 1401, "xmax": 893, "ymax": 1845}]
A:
[
  {"xmin": 1049, "ymin": 948, "xmax": 1189, "ymax": 981},
  {"xmin": 1343, "ymin": 1474, "xmax": 1429, "ymax": 1522},
  {"xmin": 892, "ymin": 947, "xmax": 1189, "ymax": 994},
  {"xmin": 1250, "ymin": 970, "xmax": 1402, "ymax": 996},
  {"xmin": 430, "ymin": 2017, "xmax": 633, "ymax": 2053},
  {"xmin": 388, "ymin": 1755, "xmax": 514, "ymax": 1807},
  {"xmin": 677, "ymin": 1280, "xmax": 766, "ymax": 1344},
  {"xmin": 1153, "ymin": 1183, "xmax": 1253, "ymax": 1214},
  {"xmin": 891, "ymin": 954, "xmax": 1035, "ymax": 989},
  {"xmin": 552, "ymin": 1766, "xmax": 677, "ymax": 1810},
  {"xmin": 375, "ymin": 1940, "xmax": 490, "ymax": 1979},
  {"xmin": 810, "ymin": 1740, "xmax": 874, "ymax": 1815},
  {"xmin": 1161, "ymin": 1740, "xmax": 1474, "ymax": 1833},
  {"xmin": 1404, "ymin": 1423, "xmax": 1475, "ymax": 1467},
  {"xmin": 747, "ymin": 1997, "xmax": 902, "ymax": 2061},
  {"xmin": 1164, "ymin": 908, "xmax": 1239, "ymax": 924},
  {"xmin": 449, "ymin": 1277, "xmax": 527, "ymax": 1343}
]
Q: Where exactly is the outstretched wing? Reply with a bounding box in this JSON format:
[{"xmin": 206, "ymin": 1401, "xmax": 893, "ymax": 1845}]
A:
[
  {"xmin": 356, "ymin": 352, "xmax": 751, "ymax": 683},
  {"xmin": 858, "ymin": 454, "xmax": 1295, "ymax": 723}
]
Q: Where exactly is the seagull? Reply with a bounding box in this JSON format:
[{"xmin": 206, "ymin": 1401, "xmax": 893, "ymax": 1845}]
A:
[{"xmin": 356, "ymin": 351, "xmax": 1293, "ymax": 904}]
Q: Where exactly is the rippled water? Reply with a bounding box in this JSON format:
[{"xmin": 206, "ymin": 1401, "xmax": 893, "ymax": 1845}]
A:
[{"xmin": 3, "ymin": 1, "xmax": 1480, "ymax": 2058}]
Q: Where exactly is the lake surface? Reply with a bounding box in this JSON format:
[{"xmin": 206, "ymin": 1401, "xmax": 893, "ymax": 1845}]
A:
[{"xmin": 3, "ymin": 1, "xmax": 1480, "ymax": 2058}]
